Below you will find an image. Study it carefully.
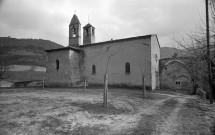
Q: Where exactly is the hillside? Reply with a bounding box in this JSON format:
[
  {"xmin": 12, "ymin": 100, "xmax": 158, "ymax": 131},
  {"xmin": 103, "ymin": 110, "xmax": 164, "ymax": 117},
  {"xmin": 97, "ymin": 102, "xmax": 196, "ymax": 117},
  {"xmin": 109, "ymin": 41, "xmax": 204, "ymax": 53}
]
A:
[
  {"xmin": 0, "ymin": 37, "xmax": 64, "ymax": 66},
  {"xmin": 0, "ymin": 37, "xmax": 63, "ymax": 50}
]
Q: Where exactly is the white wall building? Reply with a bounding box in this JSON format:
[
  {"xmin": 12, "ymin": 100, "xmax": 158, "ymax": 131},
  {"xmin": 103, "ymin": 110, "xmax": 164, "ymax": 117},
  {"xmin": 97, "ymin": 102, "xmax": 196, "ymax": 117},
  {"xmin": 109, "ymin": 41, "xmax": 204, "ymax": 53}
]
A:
[{"xmin": 45, "ymin": 14, "xmax": 160, "ymax": 90}]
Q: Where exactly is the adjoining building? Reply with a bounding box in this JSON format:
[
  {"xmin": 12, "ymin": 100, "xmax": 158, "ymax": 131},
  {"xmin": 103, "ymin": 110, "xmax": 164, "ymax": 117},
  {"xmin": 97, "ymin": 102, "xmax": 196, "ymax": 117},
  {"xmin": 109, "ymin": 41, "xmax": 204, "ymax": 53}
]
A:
[
  {"xmin": 45, "ymin": 14, "xmax": 160, "ymax": 90},
  {"xmin": 159, "ymin": 58, "xmax": 192, "ymax": 91}
]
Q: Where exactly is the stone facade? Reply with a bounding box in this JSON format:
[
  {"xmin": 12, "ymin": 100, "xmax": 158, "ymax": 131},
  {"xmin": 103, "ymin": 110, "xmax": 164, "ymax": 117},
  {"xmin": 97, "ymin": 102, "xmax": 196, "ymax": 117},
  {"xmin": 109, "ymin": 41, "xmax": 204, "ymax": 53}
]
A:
[
  {"xmin": 81, "ymin": 36, "xmax": 152, "ymax": 87},
  {"xmin": 45, "ymin": 14, "xmax": 161, "ymax": 90},
  {"xmin": 46, "ymin": 48, "xmax": 82, "ymax": 86}
]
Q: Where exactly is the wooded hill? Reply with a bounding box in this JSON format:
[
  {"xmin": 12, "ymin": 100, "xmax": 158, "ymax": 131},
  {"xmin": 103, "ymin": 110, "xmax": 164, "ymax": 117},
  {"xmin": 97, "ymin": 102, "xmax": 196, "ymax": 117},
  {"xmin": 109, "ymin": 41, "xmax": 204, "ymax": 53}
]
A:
[{"xmin": 0, "ymin": 37, "xmax": 63, "ymax": 66}]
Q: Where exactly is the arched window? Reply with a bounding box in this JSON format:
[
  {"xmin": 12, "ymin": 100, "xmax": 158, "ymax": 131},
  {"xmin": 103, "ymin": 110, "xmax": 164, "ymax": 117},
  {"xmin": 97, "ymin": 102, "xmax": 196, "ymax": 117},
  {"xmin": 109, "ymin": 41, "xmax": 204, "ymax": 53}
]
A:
[
  {"xmin": 92, "ymin": 65, "xmax": 96, "ymax": 75},
  {"xmin": 125, "ymin": 62, "xmax": 130, "ymax": 74},
  {"xmin": 56, "ymin": 59, "xmax": 59, "ymax": 70}
]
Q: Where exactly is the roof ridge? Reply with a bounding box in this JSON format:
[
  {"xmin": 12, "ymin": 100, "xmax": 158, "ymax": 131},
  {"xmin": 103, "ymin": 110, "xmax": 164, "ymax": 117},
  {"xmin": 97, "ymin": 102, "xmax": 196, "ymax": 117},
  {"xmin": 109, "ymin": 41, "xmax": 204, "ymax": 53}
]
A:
[
  {"xmin": 83, "ymin": 23, "xmax": 94, "ymax": 28},
  {"xmin": 80, "ymin": 34, "xmax": 153, "ymax": 47}
]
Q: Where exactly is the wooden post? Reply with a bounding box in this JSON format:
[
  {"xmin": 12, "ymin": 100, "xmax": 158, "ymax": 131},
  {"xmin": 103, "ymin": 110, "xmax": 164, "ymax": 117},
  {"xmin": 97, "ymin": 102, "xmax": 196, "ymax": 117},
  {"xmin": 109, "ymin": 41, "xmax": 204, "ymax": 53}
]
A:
[
  {"xmin": 142, "ymin": 73, "xmax": 146, "ymax": 97},
  {"xmin": 103, "ymin": 74, "xmax": 108, "ymax": 107},
  {"xmin": 84, "ymin": 76, "xmax": 87, "ymax": 91}
]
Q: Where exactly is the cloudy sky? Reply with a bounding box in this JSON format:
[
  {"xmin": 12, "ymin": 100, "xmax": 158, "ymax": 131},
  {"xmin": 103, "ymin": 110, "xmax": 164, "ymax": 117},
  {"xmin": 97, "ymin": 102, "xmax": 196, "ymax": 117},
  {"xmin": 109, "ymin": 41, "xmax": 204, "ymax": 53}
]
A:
[{"xmin": 0, "ymin": 0, "xmax": 205, "ymax": 47}]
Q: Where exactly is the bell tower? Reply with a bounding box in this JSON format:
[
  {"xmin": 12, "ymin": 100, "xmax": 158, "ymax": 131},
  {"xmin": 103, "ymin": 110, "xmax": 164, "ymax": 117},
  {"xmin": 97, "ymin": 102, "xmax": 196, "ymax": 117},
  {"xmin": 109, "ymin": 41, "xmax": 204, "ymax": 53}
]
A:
[
  {"xmin": 83, "ymin": 23, "xmax": 95, "ymax": 45},
  {"xmin": 69, "ymin": 14, "xmax": 81, "ymax": 46}
]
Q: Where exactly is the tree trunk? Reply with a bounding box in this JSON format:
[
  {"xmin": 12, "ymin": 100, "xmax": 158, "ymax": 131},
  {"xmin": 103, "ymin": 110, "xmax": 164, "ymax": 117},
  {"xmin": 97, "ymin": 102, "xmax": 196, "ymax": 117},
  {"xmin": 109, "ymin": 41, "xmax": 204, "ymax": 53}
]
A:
[
  {"xmin": 103, "ymin": 74, "xmax": 108, "ymax": 107},
  {"xmin": 42, "ymin": 78, "xmax": 45, "ymax": 89},
  {"xmin": 84, "ymin": 76, "xmax": 87, "ymax": 91}
]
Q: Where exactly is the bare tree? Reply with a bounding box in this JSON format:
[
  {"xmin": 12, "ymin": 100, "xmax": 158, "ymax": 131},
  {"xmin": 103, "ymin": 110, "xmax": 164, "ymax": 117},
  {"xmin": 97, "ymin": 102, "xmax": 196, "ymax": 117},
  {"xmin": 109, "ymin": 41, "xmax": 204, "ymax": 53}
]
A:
[
  {"xmin": 174, "ymin": 0, "xmax": 215, "ymax": 100},
  {"xmin": 138, "ymin": 63, "xmax": 148, "ymax": 97},
  {"xmin": 0, "ymin": 57, "xmax": 9, "ymax": 80},
  {"xmin": 103, "ymin": 44, "xmax": 122, "ymax": 107}
]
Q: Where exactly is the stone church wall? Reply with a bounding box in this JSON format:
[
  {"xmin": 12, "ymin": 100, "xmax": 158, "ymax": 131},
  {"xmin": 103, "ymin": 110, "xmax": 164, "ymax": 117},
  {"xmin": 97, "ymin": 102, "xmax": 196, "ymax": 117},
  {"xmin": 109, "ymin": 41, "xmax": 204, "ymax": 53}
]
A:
[
  {"xmin": 46, "ymin": 49, "xmax": 81, "ymax": 87},
  {"xmin": 82, "ymin": 37, "xmax": 152, "ymax": 88}
]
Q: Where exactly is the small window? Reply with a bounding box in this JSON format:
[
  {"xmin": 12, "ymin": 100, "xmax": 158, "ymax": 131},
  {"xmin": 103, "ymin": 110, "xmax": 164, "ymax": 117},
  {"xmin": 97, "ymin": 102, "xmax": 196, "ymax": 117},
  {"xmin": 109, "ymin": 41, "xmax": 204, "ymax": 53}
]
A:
[
  {"xmin": 92, "ymin": 28, "xmax": 95, "ymax": 35},
  {"xmin": 92, "ymin": 65, "xmax": 96, "ymax": 75},
  {"xmin": 125, "ymin": 62, "xmax": 130, "ymax": 74},
  {"xmin": 56, "ymin": 59, "xmax": 59, "ymax": 70},
  {"xmin": 176, "ymin": 81, "xmax": 180, "ymax": 85},
  {"xmin": 155, "ymin": 54, "xmax": 158, "ymax": 62}
]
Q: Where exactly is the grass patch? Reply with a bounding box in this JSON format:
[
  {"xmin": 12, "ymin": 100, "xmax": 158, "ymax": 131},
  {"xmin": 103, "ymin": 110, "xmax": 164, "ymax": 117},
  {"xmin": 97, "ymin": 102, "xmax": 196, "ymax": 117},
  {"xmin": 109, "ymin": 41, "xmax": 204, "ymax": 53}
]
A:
[
  {"xmin": 0, "ymin": 121, "xmax": 21, "ymax": 129},
  {"xmin": 38, "ymin": 116, "xmax": 64, "ymax": 135},
  {"xmin": 176, "ymin": 99, "xmax": 213, "ymax": 134},
  {"xmin": 17, "ymin": 110, "xmax": 37, "ymax": 118},
  {"xmin": 37, "ymin": 116, "xmax": 107, "ymax": 135},
  {"xmin": 69, "ymin": 102, "xmax": 130, "ymax": 115},
  {"xmin": 132, "ymin": 114, "xmax": 162, "ymax": 134},
  {"xmin": 70, "ymin": 125, "xmax": 107, "ymax": 135},
  {"xmin": 40, "ymin": 116, "xmax": 62, "ymax": 129}
]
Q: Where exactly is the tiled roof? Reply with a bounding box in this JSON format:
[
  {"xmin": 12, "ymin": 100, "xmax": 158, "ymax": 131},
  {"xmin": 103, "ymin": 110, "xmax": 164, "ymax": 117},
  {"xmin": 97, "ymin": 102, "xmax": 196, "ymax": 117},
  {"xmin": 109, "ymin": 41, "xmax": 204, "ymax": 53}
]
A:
[
  {"xmin": 45, "ymin": 34, "xmax": 155, "ymax": 52},
  {"xmin": 83, "ymin": 23, "xmax": 94, "ymax": 28},
  {"xmin": 80, "ymin": 34, "xmax": 152, "ymax": 48},
  {"xmin": 70, "ymin": 14, "xmax": 81, "ymax": 25}
]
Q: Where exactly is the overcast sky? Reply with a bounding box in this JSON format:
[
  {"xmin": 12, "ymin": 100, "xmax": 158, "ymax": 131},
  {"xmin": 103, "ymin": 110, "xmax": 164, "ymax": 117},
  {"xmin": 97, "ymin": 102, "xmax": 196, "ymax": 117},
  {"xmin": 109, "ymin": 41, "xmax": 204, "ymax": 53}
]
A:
[{"xmin": 0, "ymin": 0, "xmax": 205, "ymax": 47}]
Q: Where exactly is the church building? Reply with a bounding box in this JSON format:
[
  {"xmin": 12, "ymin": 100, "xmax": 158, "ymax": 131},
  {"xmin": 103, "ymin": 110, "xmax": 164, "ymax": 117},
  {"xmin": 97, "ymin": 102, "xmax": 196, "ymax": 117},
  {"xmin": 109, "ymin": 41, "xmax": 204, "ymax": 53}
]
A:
[{"xmin": 45, "ymin": 14, "xmax": 160, "ymax": 90}]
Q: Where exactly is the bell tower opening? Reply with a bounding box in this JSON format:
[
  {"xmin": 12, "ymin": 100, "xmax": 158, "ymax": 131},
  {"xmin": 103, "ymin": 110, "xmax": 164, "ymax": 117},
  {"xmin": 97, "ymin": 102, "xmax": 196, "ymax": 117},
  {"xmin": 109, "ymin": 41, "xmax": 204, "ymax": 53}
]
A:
[{"xmin": 72, "ymin": 26, "xmax": 77, "ymax": 37}]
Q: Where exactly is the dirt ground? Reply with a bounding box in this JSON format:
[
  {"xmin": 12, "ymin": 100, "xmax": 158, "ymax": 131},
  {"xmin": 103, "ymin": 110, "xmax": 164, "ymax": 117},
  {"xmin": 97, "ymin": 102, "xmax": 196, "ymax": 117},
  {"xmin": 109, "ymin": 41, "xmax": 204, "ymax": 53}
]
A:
[{"xmin": 0, "ymin": 88, "xmax": 214, "ymax": 135}]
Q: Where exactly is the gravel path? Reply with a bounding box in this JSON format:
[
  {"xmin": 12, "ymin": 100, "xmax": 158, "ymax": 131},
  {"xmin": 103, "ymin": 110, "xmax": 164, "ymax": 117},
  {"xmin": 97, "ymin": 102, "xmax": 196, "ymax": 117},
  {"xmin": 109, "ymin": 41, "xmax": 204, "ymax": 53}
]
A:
[{"xmin": 158, "ymin": 98, "xmax": 187, "ymax": 135}]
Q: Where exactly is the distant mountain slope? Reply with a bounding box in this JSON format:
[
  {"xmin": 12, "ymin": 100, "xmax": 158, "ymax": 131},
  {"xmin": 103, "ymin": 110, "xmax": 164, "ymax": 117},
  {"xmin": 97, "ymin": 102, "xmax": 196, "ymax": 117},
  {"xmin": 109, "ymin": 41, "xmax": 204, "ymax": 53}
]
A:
[
  {"xmin": 160, "ymin": 47, "xmax": 185, "ymax": 59},
  {"xmin": 0, "ymin": 37, "xmax": 64, "ymax": 66},
  {"xmin": 0, "ymin": 37, "xmax": 63, "ymax": 50}
]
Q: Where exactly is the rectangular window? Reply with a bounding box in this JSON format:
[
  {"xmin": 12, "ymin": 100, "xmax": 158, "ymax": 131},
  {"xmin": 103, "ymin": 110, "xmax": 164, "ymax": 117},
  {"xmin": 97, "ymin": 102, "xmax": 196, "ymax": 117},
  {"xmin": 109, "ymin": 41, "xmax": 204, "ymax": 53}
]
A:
[
  {"xmin": 56, "ymin": 59, "xmax": 59, "ymax": 71},
  {"xmin": 155, "ymin": 54, "xmax": 158, "ymax": 62},
  {"xmin": 176, "ymin": 81, "xmax": 180, "ymax": 85}
]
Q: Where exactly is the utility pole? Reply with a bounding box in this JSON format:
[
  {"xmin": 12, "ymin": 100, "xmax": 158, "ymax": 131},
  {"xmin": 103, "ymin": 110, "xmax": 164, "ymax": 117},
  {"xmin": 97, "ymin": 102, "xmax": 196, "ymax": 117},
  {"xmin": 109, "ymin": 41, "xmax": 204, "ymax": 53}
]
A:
[{"xmin": 206, "ymin": 0, "xmax": 213, "ymax": 104}]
